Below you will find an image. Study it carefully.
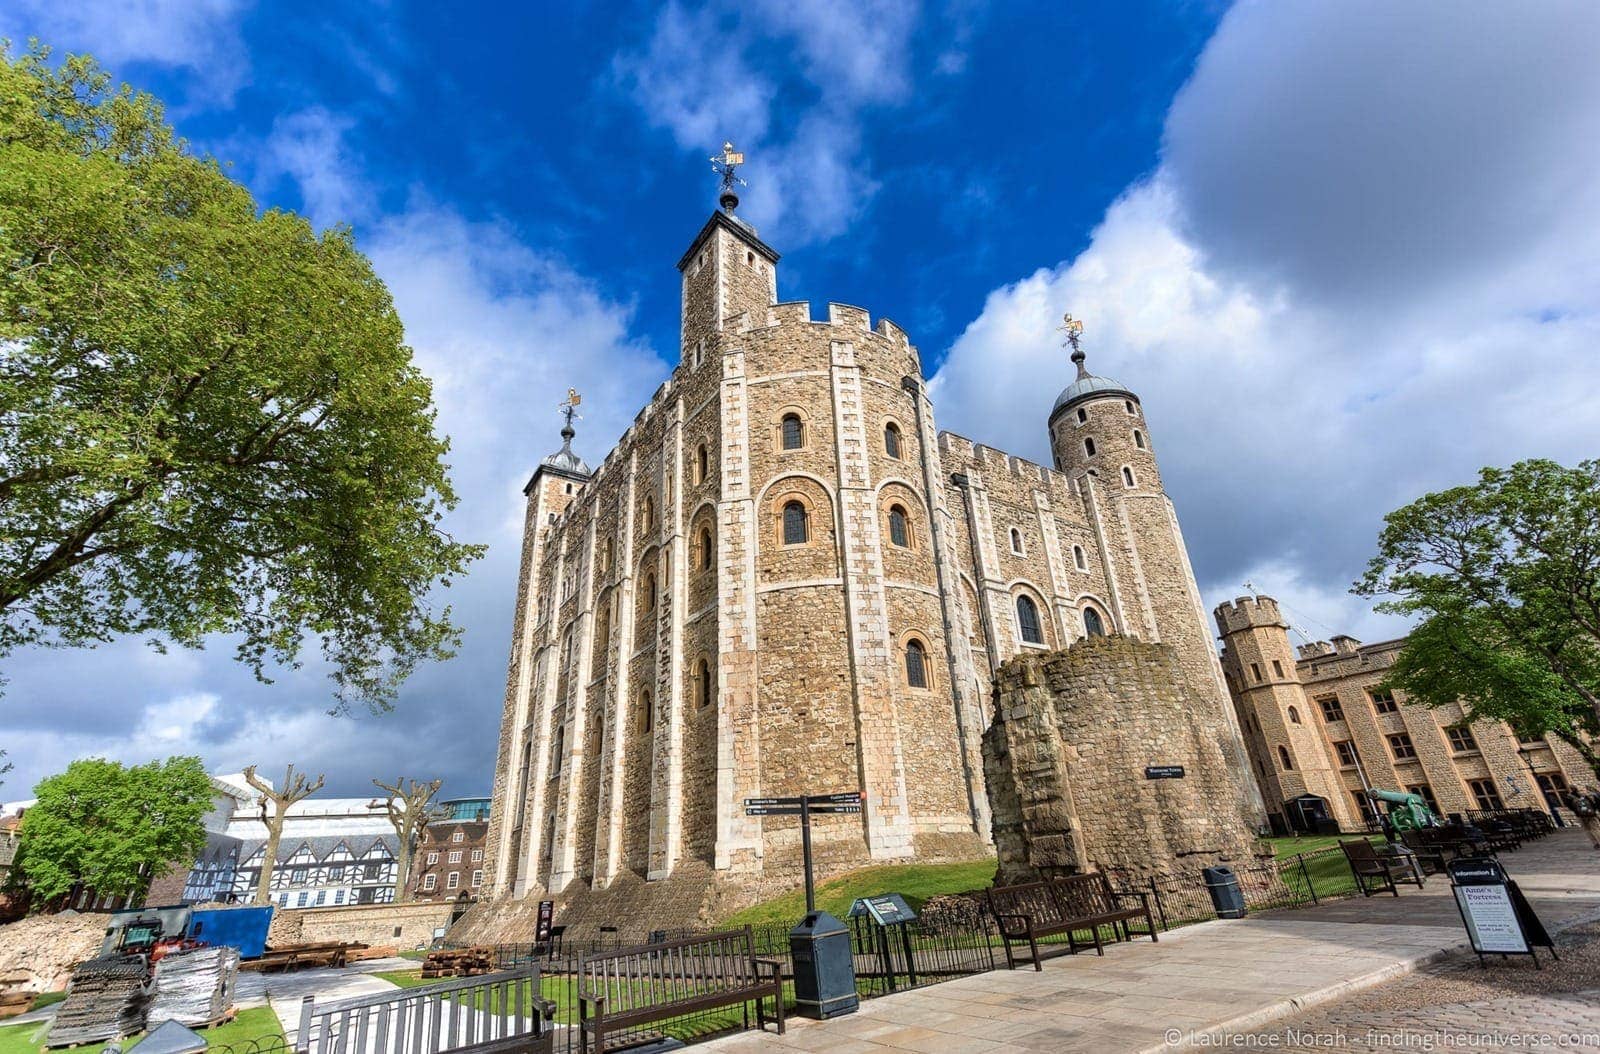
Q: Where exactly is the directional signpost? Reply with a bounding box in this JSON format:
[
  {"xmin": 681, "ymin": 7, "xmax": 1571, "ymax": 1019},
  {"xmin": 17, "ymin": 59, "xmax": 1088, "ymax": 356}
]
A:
[{"xmin": 744, "ymin": 791, "xmax": 863, "ymax": 912}]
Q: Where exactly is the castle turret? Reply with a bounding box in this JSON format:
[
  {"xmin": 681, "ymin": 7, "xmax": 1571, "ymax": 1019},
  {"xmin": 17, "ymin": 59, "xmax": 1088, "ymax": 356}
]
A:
[
  {"xmin": 1215, "ymin": 595, "xmax": 1359, "ymax": 833},
  {"xmin": 1046, "ymin": 337, "xmax": 1266, "ymax": 827}
]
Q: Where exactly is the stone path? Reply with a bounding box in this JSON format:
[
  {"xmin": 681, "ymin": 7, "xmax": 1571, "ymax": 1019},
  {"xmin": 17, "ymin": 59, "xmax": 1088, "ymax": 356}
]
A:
[{"xmin": 702, "ymin": 831, "xmax": 1600, "ymax": 1053}]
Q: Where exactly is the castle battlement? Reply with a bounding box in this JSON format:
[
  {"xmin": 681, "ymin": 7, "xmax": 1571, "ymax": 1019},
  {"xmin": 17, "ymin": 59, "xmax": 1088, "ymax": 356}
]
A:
[{"xmin": 1214, "ymin": 594, "xmax": 1287, "ymax": 634}]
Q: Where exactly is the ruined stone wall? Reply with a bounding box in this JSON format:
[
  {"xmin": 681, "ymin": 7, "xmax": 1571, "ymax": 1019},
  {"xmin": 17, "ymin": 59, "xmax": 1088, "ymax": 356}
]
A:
[{"xmin": 982, "ymin": 637, "xmax": 1264, "ymax": 884}]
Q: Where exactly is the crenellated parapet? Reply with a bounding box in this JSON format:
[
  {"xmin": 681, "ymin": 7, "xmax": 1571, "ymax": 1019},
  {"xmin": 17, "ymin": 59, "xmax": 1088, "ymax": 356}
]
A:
[{"xmin": 1214, "ymin": 595, "xmax": 1289, "ymax": 636}]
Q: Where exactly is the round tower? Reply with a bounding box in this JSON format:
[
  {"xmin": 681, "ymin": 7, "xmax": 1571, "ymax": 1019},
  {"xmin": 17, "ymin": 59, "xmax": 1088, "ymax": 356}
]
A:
[{"xmin": 1046, "ymin": 334, "xmax": 1266, "ymax": 828}]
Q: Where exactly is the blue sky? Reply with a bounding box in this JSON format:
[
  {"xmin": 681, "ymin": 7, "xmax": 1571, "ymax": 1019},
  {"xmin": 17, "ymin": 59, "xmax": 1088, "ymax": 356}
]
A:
[{"xmin": 4, "ymin": 1, "xmax": 1599, "ymax": 802}]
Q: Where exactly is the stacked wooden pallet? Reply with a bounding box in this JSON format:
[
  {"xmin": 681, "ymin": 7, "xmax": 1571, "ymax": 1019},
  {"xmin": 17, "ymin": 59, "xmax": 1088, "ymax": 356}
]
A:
[
  {"xmin": 419, "ymin": 948, "xmax": 493, "ymax": 978},
  {"xmin": 147, "ymin": 946, "xmax": 239, "ymax": 1028},
  {"xmin": 0, "ymin": 971, "xmax": 32, "ymax": 1020},
  {"xmin": 45, "ymin": 957, "xmax": 150, "ymax": 1048}
]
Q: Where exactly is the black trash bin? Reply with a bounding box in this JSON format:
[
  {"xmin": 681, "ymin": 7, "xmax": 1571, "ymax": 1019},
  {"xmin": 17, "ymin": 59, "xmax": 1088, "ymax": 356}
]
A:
[
  {"xmin": 790, "ymin": 910, "xmax": 858, "ymax": 1020},
  {"xmin": 1203, "ymin": 866, "xmax": 1247, "ymax": 918}
]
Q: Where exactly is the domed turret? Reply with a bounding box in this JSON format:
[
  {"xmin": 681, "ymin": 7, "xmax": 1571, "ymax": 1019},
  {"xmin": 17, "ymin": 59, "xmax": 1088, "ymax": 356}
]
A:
[
  {"xmin": 541, "ymin": 420, "xmax": 591, "ymax": 477},
  {"xmin": 1049, "ymin": 345, "xmax": 1137, "ymax": 424}
]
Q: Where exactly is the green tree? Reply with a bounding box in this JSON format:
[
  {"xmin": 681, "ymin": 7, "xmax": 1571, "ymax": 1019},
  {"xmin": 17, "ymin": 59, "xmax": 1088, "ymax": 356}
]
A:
[
  {"xmin": 0, "ymin": 45, "xmax": 482, "ymax": 711},
  {"xmin": 1357, "ymin": 459, "xmax": 1600, "ymax": 775},
  {"xmin": 14, "ymin": 755, "xmax": 213, "ymax": 905}
]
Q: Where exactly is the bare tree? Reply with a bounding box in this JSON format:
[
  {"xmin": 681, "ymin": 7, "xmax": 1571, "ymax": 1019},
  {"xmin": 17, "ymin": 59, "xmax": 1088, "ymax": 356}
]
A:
[
  {"xmin": 242, "ymin": 763, "xmax": 325, "ymax": 905},
  {"xmin": 371, "ymin": 776, "xmax": 442, "ymax": 903}
]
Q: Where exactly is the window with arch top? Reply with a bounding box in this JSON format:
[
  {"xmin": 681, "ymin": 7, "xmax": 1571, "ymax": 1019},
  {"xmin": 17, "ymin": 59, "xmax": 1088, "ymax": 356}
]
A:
[
  {"xmin": 884, "ymin": 422, "xmax": 902, "ymax": 459},
  {"xmin": 1288, "ymin": 705, "xmax": 1302, "ymax": 724},
  {"xmin": 644, "ymin": 571, "xmax": 657, "ymax": 610},
  {"xmin": 1076, "ymin": 407, "xmax": 1087, "ymax": 424},
  {"xmin": 1009, "ymin": 527, "xmax": 1023, "ymax": 555},
  {"xmin": 697, "ymin": 443, "xmax": 709, "ymax": 483},
  {"xmin": 781, "ymin": 414, "xmax": 804, "ymax": 450},
  {"xmin": 639, "ymin": 689, "xmax": 654, "ymax": 733},
  {"xmin": 1278, "ymin": 745, "xmax": 1294, "ymax": 770},
  {"xmin": 782, "ymin": 501, "xmax": 808, "ymax": 545},
  {"xmin": 697, "ymin": 526, "xmax": 714, "ymax": 570},
  {"xmin": 1073, "ymin": 545, "xmax": 1088, "ymax": 572},
  {"xmin": 1082, "ymin": 606, "xmax": 1106, "ymax": 637},
  {"xmin": 905, "ymin": 638, "xmax": 930, "ymax": 689},
  {"xmin": 1133, "ymin": 429, "xmax": 1146, "ymax": 450},
  {"xmin": 695, "ymin": 658, "xmax": 713, "ymax": 709},
  {"xmin": 642, "ymin": 496, "xmax": 655, "ymax": 528},
  {"xmin": 1016, "ymin": 595, "xmax": 1043, "ymax": 645},
  {"xmin": 888, "ymin": 504, "xmax": 910, "ymax": 547},
  {"xmin": 1122, "ymin": 465, "xmax": 1136, "ymax": 488},
  {"xmin": 1084, "ymin": 437, "xmax": 1096, "ymax": 457}
]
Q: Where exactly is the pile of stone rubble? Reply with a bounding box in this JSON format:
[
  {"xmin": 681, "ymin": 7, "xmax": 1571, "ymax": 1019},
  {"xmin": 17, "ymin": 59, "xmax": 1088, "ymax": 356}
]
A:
[{"xmin": 0, "ymin": 911, "xmax": 106, "ymax": 993}]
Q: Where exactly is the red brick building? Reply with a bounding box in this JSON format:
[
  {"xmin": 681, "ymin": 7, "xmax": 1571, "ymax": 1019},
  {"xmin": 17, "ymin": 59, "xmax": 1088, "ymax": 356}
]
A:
[{"xmin": 410, "ymin": 797, "xmax": 489, "ymax": 903}]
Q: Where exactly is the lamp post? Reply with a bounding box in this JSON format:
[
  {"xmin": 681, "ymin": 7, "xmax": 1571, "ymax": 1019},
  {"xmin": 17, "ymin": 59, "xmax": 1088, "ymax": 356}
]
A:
[{"xmin": 1517, "ymin": 741, "xmax": 1563, "ymax": 826}]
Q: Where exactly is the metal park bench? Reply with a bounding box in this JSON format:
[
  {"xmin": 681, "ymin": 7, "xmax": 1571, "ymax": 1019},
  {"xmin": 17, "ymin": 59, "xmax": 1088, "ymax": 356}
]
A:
[
  {"xmin": 985, "ymin": 872, "xmax": 1157, "ymax": 971},
  {"xmin": 1339, "ymin": 839, "xmax": 1424, "ymax": 897},
  {"xmin": 295, "ymin": 967, "xmax": 554, "ymax": 1054},
  {"xmin": 575, "ymin": 926, "xmax": 784, "ymax": 1054}
]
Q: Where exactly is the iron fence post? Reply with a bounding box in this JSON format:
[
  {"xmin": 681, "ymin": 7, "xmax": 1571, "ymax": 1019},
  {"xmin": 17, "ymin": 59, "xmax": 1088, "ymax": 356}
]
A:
[
  {"xmin": 1298, "ymin": 853, "xmax": 1317, "ymax": 905},
  {"xmin": 1149, "ymin": 876, "xmax": 1169, "ymax": 931}
]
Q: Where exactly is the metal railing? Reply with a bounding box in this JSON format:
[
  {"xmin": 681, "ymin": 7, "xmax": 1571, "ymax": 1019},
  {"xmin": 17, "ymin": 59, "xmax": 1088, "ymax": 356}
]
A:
[{"xmin": 295, "ymin": 968, "xmax": 552, "ymax": 1054}]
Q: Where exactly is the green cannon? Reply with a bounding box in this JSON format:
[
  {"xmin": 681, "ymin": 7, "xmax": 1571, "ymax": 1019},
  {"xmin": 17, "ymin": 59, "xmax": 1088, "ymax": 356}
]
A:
[{"xmin": 1365, "ymin": 788, "xmax": 1439, "ymax": 831}]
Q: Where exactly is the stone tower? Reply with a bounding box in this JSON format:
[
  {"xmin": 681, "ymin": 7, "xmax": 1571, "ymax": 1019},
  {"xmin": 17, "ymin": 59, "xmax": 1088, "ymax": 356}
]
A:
[
  {"xmin": 1046, "ymin": 343, "xmax": 1266, "ymax": 826},
  {"xmin": 1214, "ymin": 595, "xmax": 1357, "ymax": 830}
]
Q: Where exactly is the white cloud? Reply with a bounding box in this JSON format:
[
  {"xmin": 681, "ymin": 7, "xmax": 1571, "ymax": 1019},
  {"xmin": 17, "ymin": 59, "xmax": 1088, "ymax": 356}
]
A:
[
  {"xmin": 932, "ymin": 2, "xmax": 1600, "ymax": 648},
  {"xmin": 253, "ymin": 108, "xmax": 364, "ymax": 230},
  {"xmin": 2, "ymin": 0, "xmax": 253, "ymax": 106},
  {"xmin": 613, "ymin": 0, "xmax": 943, "ymax": 245}
]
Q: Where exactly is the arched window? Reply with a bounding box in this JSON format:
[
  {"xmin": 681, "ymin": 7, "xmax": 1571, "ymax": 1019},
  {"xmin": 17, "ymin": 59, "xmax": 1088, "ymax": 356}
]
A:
[
  {"xmin": 1076, "ymin": 408, "xmax": 1087, "ymax": 424},
  {"xmin": 1288, "ymin": 705, "xmax": 1302, "ymax": 724},
  {"xmin": 697, "ymin": 444, "xmax": 709, "ymax": 483},
  {"xmin": 1084, "ymin": 437, "xmax": 1096, "ymax": 457},
  {"xmin": 639, "ymin": 689, "xmax": 653, "ymax": 733},
  {"xmin": 601, "ymin": 538, "xmax": 614, "ymax": 574},
  {"xmin": 884, "ymin": 422, "xmax": 902, "ymax": 459},
  {"xmin": 1122, "ymin": 466, "xmax": 1136, "ymax": 488},
  {"xmin": 781, "ymin": 414, "xmax": 804, "ymax": 450},
  {"xmin": 644, "ymin": 572, "xmax": 657, "ymax": 611},
  {"xmin": 1016, "ymin": 595, "xmax": 1043, "ymax": 645},
  {"xmin": 1133, "ymin": 429, "xmax": 1146, "ymax": 450},
  {"xmin": 1073, "ymin": 545, "xmax": 1087, "ymax": 572},
  {"xmin": 696, "ymin": 659, "xmax": 713, "ymax": 709},
  {"xmin": 782, "ymin": 501, "xmax": 808, "ymax": 545},
  {"xmin": 698, "ymin": 526, "xmax": 714, "ymax": 570},
  {"xmin": 1278, "ymin": 745, "xmax": 1294, "ymax": 770},
  {"xmin": 1083, "ymin": 606, "xmax": 1106, "ymax": 637},
  {"xmin": 1125, "ymin": 400, "xmax": 1136, "ymax": 415},
  {"xmin": 1010, "ymin": 527, "xmax": 1023, "ymax": 555},
  {"xmin": 595, "ymin": 600, "xmax": 611, "ymax": 647},
  {"xmin": 905, "ymin": 639, "xmax": 929, "ymax": 689},
  {"xmin": 888, "ymin": 504, "xmax": 910, "ymax": 547},
  {"xmin": 642, "ymin": 496, "xmax": 655, "ymax": 529}
]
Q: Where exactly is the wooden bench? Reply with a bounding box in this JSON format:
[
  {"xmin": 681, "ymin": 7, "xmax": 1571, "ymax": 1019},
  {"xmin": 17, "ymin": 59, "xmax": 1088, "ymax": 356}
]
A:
[
  {"xmin": 576, "ymin": 926, "xmax": 783, "ymax": 1054},
  {"xmin": 985, "ymin": 872, "xmax": 1157, "ymax": 971},
  {"xmin": 1340, "ymin": 840, "xmax": 1423, "ymax": 897}
]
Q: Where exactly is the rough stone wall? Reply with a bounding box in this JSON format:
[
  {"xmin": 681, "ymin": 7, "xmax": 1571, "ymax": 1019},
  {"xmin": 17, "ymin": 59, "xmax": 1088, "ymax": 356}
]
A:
[
  {"xmin": 982, "ymin": 637, "xmax": 1265, "ymax": 884},
  {"xmin": 1216, "ymin": 595, "xmax": 1600, "ymax": 831},
  {"xmin": 292, "ymin": 901, "xmax": 453, "ymax": 951}
]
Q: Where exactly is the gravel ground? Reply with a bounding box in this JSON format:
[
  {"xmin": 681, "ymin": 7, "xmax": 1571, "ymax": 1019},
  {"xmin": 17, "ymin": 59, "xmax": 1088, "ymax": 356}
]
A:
[{"xmin": 1233, "ymin": 918, "xmax": 1600, "ymax": 1047}]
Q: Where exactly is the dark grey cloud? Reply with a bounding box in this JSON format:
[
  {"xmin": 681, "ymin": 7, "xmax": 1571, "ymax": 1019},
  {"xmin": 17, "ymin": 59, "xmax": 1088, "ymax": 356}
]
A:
[{"xmin": 931, "ymin": 2, "xmax": 1600, "ymax": 647}]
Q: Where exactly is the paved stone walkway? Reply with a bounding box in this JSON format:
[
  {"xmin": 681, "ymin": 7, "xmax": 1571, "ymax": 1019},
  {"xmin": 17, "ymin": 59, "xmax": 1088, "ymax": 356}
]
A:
[{"xmin": 702, "ymin": 831, "xmax": 1600, "ymax": 1053}]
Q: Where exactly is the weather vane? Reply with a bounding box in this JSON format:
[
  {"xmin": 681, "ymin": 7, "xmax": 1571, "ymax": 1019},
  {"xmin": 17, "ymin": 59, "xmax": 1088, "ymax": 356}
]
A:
[
  {"xmin": 710, "ymin": 141, "xmax": 747, "ymax": 212},
  {"xmin": 558, "ymin": 388, "xmax": 582, "ymax": 436},
  {"xmin": 1058, "ymin": 312, "xmax": 1084, "ymax": 354}
]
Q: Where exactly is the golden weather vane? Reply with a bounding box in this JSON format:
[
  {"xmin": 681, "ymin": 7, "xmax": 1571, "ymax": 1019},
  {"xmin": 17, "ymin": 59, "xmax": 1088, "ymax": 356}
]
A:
[
  {"xmin": 710, "ymin": 141, "xmax": 747, "ymax": 212},
  {"xmin": 1058, "ymin": 312, "xmax": 1084, "ymax": 353}
]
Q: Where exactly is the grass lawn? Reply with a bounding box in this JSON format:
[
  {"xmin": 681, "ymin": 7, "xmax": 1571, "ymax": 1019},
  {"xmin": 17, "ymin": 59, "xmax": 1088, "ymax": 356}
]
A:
[
  {"xmin": 0, "ymin": 1006, "xmax": 282, "ymax": 1054},
  {"xmin": 722, "ymin": 858, "xmax": 997, "ymax": 928},
  {"xmin": 1264, "ymin": 833, "xmax": 1381, "ymax": 858}
]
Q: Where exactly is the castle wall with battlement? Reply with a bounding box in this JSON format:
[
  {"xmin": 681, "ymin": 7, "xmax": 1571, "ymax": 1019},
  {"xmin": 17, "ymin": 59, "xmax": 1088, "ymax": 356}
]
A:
[{"xmin": 478, "ymin": 208, "xmax": 1264, "ymax": 928}]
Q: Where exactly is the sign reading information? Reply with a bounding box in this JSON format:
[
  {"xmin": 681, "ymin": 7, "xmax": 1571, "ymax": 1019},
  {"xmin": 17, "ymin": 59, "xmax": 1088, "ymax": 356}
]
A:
[{"xmin": 1447, "ymin": 858, "xmax": 1551, "ymax": 963}]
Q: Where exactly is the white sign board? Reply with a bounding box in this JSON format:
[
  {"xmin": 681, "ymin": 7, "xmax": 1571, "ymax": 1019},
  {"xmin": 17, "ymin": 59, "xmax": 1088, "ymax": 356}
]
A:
[{"xmin": 1454, "ymin": 883, "xmax": 1529, "ymax": 955}]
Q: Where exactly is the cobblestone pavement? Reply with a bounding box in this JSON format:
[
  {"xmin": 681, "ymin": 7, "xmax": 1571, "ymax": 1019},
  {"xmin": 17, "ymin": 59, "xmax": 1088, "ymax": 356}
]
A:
[{"xmin": 1227, "ymin": 920, "xmax": 1600, "ymax": 1050}]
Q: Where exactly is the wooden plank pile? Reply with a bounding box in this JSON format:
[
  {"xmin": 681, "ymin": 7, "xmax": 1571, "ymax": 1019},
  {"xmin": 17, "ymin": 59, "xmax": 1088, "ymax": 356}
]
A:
[
  {"xmin": 344, "ymin": 945, "xmax": 398, "ymax": 963},
  {"xmin": 147, "ymin": 946, "xmax": 239, "ymax": 1028},
  {"xmin": 419, "ymin": 948, "xmax": 493, "ymax": 978},
  {"xmin": 0, "ymin": 971, "xmax": 32, "ymax": 1020},
  {"xmin": 239, "ymin": 942, "xmax": 364, "ymax": 973},
  {"xmin": 45, "ymin": 957, "xmax": 150, "ymax": 1048}
]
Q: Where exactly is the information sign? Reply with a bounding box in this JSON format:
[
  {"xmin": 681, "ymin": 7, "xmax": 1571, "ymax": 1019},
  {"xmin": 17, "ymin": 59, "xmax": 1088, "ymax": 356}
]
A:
[{"xmin": 1144, "ymin": 765, "xmax": 1186, "ymax": 780}]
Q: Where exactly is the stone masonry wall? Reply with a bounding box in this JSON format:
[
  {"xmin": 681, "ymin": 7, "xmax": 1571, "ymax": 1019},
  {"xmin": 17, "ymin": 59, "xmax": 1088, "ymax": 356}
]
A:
[{"xmin": 983, "ymin": 637, "xmax": 1264, "ymax": 885}]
